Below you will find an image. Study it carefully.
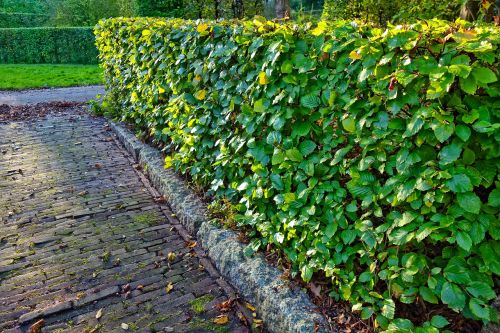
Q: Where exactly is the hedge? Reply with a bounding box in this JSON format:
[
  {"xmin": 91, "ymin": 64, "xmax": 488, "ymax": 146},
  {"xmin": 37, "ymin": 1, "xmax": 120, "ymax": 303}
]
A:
[
  {"xmin": 0, "ymin": 12, "xmax": 51, "ymax": 28},
  {"xmin": 95, "ymin": 17, "xmax": 500, "ymax": 332},
  {"xmin": 0, "ymin": 27, "xmax": 98, "ymax": 64}
]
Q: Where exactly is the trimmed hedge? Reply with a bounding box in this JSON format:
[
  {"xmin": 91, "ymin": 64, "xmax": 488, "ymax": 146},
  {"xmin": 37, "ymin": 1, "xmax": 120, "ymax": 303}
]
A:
[
  {"xmin": 0, "ymin": 12, "xmax": 51, "ymax": 28},
  {"xmin": 0, "ymin": 27, "xmax": 98, "ymax": 64},
  {"xmin": 95, "ymin": 17, "xmax": 500, "ymax": 332}
]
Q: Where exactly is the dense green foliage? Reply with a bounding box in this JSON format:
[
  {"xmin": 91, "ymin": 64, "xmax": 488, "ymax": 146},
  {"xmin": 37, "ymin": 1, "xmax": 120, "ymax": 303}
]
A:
[
  {"xmin": 0, "ymin": 12, "xmax": 51, "ymax": 28},
  {"xmin": 136, "ymin": 0, "xmax": 263, "ymax": 19},
  {"xmin": 322, "ymin": 0, "xmax": 500, "ymax": 25},
  {"xmin": 0, "ymin": 27, "xmax": 98, "ymax": 64},
  {"xmin": 96, "ymin": 17, "xmax": 500, "ymax": 331},
  {"xmin": 0, "ymin": 64, "xmax": 102, "ymax": 89},
  {"xmin": 322, "ymin": 0, "xmax": 463, "ymax": 25}
]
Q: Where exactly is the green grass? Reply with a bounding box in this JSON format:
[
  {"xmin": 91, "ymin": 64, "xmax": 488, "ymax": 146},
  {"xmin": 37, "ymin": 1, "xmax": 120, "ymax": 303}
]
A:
[{"xmin": 0, "ymin": 64, "xmax": 103, "ymax": 90}]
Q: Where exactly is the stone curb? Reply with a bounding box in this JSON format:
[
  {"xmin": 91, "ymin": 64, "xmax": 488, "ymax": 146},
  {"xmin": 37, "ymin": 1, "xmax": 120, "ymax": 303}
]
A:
[{"xmin": 109, "ymin": 121, "xmax": 331, "ymax": 333}]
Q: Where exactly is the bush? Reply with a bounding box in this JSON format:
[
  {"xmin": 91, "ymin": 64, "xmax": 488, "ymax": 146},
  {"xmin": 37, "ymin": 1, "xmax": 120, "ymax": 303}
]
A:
[
  {"xmin": 0, "ymin": 27, "xmax": 98, "ymax": 64},
  {"xmin": 0, "ymin": 12, "xmax": 51, "ymax": 28},
  {"xmin": 95, "ymin": 17, "xmax": 500, "ymax": 331}
]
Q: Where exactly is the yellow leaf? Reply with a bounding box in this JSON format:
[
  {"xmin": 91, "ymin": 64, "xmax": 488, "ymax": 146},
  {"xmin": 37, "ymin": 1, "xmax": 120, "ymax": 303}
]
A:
[
  {"xmin": 258, "ymin": 71, "xmax": 268, "ymax": 85},
  {"xmin": 349, "ymin": 51, "xmax": 362, "ymax": 60},
  {"xmin": 167, "ymin": 252, "xmax": 176, "ymax": 262},
  {"xmin": 142, "ymin": 29, "xmax": 151, "ymax": 37},
  {"xmin": 158, "ymin": 86, "xmax": 166, "ymax": 94},
  {"xmin": 194, "ymin": 89, "xmax": 206, "ymax": 101},
  {"xmin": 311, "ymin": 21, "xmax": 327, "ymax": 36},
  {"xmin": 213, "ymin": 315, "xmax": 229, "ymax": 325},
  {"xmin": 245, "ymin": 302, "xmax": 256, "ymax": 312},
  {"xmin": 253, "ymin": 318, "xmax": 263, "ymax": 326},
  {"xmin": 165, "ymin": 282, "xmax": 173, "ymax": 293},
  {"xmin": 95, "ymin": 308, "xmax": 103, "ymax": 320},
  {"xmin": 164, "ymin": 156, "xmax": 173, "ymax": 169},
  {"xmin": 197, "ymin": 23, "xmax": 208, "ymax": 33},
  {"xmin": 193, "ymin": 74, "xmax": 202, "ymax": 82}
]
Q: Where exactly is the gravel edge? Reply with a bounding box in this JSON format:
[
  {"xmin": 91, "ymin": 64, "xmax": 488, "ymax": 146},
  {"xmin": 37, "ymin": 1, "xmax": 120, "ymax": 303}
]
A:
[{"xmin": 109, "ymin": 121, "xmax": 332, "ymax": 333}]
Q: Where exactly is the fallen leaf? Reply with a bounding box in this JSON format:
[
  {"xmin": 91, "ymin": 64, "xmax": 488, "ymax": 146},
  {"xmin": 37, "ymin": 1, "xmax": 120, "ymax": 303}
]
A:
[
  {"xmin": 121, "ymin": 323, "xmax": 129, "ymax": 330},
  {"xmin": 165, "ymin": 282, "xmax": 173, "ymax": 293},
  {"xmin": 122, "ymin": 284, "xmax": 131, "ymax": 292},
  {"xmin": 96, "ymin": 308, "xmax": 103, "ymax": 320},
  {"xmin": 253, "ymin": 318, "xmax": 263, "ymax": 326},
  {"xmin": 245, "ymin": 302, "xmax": 256, "ymax": 312},
  {"xmin": 187, "ymin": 241, "xmax": 197, "ymax": 248},
  {"xmin": 28, "ymin": 319, "xmax": 45, "ymax": 333},
  {"xmin": 237, "ymin": 311, "xmax": 248, "ymax": 326},
  {"xmin": 167, "ymin": 252, "xmax": 176, "ymax": 262},
  {"xmin": 95, "ymin": 163, "xmax": 102, "ymax": 169},
  {"xmin": 213, "ymin": 315, "xmax": 229, "ymax": 325},
  {"xmin": 136, "ymin": 285, "xmax": 144, "ymax": 291},
  {"xmin": 215, "ymin": 299, "xmax": 233, "ymax": 312},
  {"xmin": 154, "ymin": 196, "xmax": 166, "ymax": 203}
]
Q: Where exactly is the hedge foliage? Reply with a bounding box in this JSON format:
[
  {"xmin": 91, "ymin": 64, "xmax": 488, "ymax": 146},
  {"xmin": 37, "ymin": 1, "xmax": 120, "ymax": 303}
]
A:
[
  {"xmin": 0, "ymin": 27, "xmax": 98, "ymax": 64},
  {"xmin": 0, "ymin": 12, "xmax": 51, "ymax": 28},
  {"xmin": 95, "ymin": 17, "xmax": 500, "ymax": 331}
]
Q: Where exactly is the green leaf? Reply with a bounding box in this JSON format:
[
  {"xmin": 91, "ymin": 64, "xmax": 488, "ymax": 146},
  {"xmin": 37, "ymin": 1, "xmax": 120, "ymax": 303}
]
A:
[
  {"xmin": 445, "ymin": 174, "xmax": 472, "ymax": 193},
  {"xmin": 254, "ymin": 98, "xmax": 266, "ymax": 113},
  {"xmin": 301, "ymin": 265, "xmax": 313, "ymax": 282},
  {"xmin": 438, "ymin": 144, "xmax": 461, "ymax": 165},
  {"xmin": 270, "ymin": 174, "xmax": 284, "ymax": 190},
  {"xmin": 419, "ymin": 286, "xmax": 438, "ymax": 304},
  {"xmin": 433, "ymin": 123, "xmax": 454, "ymax": 143},
  {"xmin": 441, "ymin": 282, "xmax": 466, "ymax": 311},
  {"xmin": 430, "ymin": 315, "xmax": 449, "ymax": 328},
  {"xmin": 457, "ymin": 192, "xmax": 481, "ymax": 214},
  {"xmin": 381, "ymin": 299, "xmax": 395, "ymax": 319},
  {"xmin": 285, "ymin": 148, "xmax": 303, "ymax": 162},
  {"xmin": 403, "ymin": 116, "xmax": 424, "ymax": 138},
  {"xmin": 466, "ymin": 282, "xmax": 496, "ymax": 300},
  {"xmin": 459, "ymin": 76, "xmax": 477, "ymax": 94},
  {"xmin": 300, "ymin": 94, "xmax": 321, "ymax": 109},
  {"xmin": 342, "ymin": 117, "xmax": 356, "ymax": 133},
  {"xmin": 456, "ymin": 231, "xmax": 472, "ymax": 251},
  {"xmin": 455, "ymin": 125, "xmax": 471, "ymax": 142},
  {"xmin": 469, "ymin": 298, "xmax": 490, "ymax": 320},
  {"xmin": 299, "ymin": 140, "xmax": 317, "ymax": 156},
  {"xmin": 281, "ymin": 60, "xmax": 293, "ymax": 74},
  {"xmin": 341, "ymin": 229, "xmax": 356, "ymax": 244},
  {"xmin": 488, "ymin": 189, "xmax": 500, "ymax": 207},
  {"xmin": 471, "ymin": 67, "xmax": 497, "ymax": 84},
  {"xmin": 448, "ymin": 64, "xmax": 471, "ymax": 78},
  {"xmin": 293, "ymin": 122, "xmax": 311, "ymax": 137}
]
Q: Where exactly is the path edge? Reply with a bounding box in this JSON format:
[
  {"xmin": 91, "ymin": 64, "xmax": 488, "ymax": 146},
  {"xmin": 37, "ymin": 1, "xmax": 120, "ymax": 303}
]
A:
[{"xmin": 109, "ymin": 121, "xmax": 331, "ymax": 333}]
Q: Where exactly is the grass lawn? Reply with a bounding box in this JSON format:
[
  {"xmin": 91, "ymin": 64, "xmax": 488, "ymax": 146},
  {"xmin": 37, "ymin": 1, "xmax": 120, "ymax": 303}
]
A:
[{"xmin": 0, "ymin": 64, "xmax": 103, "ymax": 90}]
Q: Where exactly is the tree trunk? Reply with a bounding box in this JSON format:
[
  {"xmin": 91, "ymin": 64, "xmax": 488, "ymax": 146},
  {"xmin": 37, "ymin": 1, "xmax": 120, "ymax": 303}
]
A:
[
  {"xmin": 275, "ymin": 0, "xmax": 290, "ymax": 18},
  {"xmin": 232, "ymin": 0, "xmax": 244, "ymax": 18}
]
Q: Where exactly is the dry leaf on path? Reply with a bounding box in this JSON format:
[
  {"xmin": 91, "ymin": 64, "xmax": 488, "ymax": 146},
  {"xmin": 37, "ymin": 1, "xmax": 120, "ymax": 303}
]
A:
[
  {"xmin": 165, "ymin": 282, "xmax": 173, "ymax": 293},
  {"xmin": 213, "ymin": 315, "xmax": 229, "ymax": 325},
  {"xmin": 96, "ymin": 308, "xmax": 103, "ymax": 319},
  {"xmin": 28, "ymin": 319, "xmax": 45, "ymax": 333},
  {"xmin": 121, "ymin": 323, "xmax": 129, "ymax": 330}
]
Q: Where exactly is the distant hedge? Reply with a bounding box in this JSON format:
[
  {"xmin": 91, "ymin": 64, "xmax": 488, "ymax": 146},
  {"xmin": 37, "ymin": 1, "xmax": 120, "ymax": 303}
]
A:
[
  {"xmin": 0, "ymin": 12, "xmax": 51, "ymax": 28},
  {"xmin": 96, "ymin": 18, "xmax": 500, "ymax": 332},
  {"xmin": 0, "ymin": 27, "xmax": 98, "ymax": 64}
]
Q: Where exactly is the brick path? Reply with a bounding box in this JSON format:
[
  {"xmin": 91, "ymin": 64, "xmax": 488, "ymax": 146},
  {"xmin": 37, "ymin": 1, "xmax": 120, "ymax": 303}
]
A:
[{"xmin": 0, "ymin": 111, "xmax": 247, "ymax": 332}]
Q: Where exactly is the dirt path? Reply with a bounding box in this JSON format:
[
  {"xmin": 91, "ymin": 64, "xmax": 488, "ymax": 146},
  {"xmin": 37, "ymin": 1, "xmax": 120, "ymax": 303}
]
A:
[{"xmin": 0, "ymin": 86, "xmax": 104, "ymax": 106}]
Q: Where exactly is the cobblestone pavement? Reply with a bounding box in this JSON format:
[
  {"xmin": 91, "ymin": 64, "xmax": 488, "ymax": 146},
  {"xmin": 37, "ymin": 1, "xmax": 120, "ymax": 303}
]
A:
[
  {"xmin": 0, "ymin": 111, "xmax": 248, "ymax": 333},
  {"xmin": 0, "ymin": 86, "xmax": 104, "ymax": 106}
]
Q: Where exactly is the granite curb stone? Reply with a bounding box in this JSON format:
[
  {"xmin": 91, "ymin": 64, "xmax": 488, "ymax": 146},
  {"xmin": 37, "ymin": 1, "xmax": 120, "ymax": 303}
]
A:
[{"xmin": 109, "ymin": 121, "xmax": 331, "ymax": 333}]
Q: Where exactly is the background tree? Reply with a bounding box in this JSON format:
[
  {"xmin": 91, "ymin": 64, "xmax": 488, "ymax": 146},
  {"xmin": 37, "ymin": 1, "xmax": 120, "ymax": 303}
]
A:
[{"xmin": 275, "ymin": 0, "xmax": 290, "ymax": 18}]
